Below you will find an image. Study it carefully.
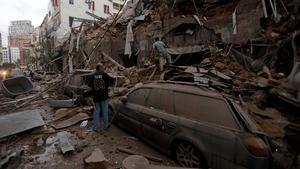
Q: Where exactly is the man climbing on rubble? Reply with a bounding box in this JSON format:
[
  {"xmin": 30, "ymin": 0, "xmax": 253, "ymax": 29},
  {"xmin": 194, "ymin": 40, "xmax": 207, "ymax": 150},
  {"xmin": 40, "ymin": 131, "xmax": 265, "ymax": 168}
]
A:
[
  {"xmin": 153, "ymin": 37, "xmax": 172, "ymax": 71},
  {"xmin": 89, "ymin": 62, "xmax": 114, "ymax": 132}
]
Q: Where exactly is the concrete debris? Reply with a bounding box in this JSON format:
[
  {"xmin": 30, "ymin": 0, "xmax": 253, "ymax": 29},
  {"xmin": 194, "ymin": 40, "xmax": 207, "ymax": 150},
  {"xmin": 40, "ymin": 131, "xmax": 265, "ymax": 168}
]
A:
[
  {"xmin": 50, "ymin": 99, "xmax": 79, "ymax": 108},
  {"xmin": 84, "ymin": 148, "xmax": 108, "ymax": 168},
  {"xmin": 80, "ymin": 120, "xmax": 88, "ymax": 128},
  {"xmin": 0, "ymin": 152, "xmax": 17, "ymax": 168},
  {"xmin": 46, "ymin": 136, "xmax": 59, "ymax": 146},
  {"xmin": 2, "ymin": 0, "xmax": 299, "ymax": 168},
  {"xmin": 57, "ymin": 131, "xmax": 75, "ymax": 154},
  {"xmin": 0, "ymin": 109, "xmax": 45, "ymax": 138}
]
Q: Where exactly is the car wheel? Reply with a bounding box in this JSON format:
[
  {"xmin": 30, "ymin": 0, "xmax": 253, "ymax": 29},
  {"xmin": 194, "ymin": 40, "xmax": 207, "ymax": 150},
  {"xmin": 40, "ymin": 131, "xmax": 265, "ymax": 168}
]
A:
[{"xmin": 175, "ymin": 141, "xmax": 206, "ymax": 168}]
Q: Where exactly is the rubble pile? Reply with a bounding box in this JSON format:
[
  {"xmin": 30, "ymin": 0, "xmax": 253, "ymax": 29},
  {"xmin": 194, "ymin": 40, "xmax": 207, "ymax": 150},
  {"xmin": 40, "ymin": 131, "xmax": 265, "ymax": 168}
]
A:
[
  {"xmin": 1, "ymin": 0, "xmax": 300, "ymax": 168},
  {"xmin": 60, "ymin": 0, "xmax": 300, "ymax": 167}
]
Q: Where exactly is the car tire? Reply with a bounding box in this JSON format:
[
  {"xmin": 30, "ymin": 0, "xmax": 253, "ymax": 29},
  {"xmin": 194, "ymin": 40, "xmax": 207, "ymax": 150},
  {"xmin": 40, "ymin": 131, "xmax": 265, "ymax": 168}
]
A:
[{"xmin": 175, "ymin": 141, "xmax": 207, "ymax": 168}]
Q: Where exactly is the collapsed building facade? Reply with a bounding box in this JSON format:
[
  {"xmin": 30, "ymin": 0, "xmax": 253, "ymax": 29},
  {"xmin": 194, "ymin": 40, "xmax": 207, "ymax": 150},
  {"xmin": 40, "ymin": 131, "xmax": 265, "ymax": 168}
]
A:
[
  {"xmin": 64, "ymin": 0, "xmax": 299, "ymax": 73},
  {"xmin": 61, "ymin": 0, "xmax": 300, "ymax": 106},
  {"xmin": 57, "ymin": 0, "xmax": 300, "ymax": 167},
  {"xmin": 0, "ymin": 0, "xmax": 300, "ymax": 168}
]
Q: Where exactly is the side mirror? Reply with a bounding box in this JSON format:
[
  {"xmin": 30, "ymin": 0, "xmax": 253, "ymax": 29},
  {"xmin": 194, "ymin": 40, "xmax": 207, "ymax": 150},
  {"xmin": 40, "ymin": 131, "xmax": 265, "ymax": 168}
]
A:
[{"xmin": 120, "ymin": 96, "xmax": 128, "ymax": 104}]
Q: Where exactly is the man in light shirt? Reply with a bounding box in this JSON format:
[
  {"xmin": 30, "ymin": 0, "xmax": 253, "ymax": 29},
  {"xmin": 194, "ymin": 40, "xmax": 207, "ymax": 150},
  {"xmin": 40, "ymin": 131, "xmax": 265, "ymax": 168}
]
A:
[{"xmin": 153, "ymin": 37, "xmax": 172, "ymax": 71}]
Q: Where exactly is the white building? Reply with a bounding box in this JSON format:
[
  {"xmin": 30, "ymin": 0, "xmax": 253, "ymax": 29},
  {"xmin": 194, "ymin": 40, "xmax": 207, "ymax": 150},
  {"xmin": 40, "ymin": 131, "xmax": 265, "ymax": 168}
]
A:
[
  {"xmin": 2, "ymin": 47, "xmax": 9, "ymax": 63},
  {"xmin": 112, "ymin": 0, "xmax": 125, "ymax": 15},
  {"xmin": 47, "ymin": 0, "xmax": 113, "ymax": 47},
  {"xmin": 10, "ymin": 47, "xmax": 20, "ymax": 63},
  {"xmin": 8, "ymin": 20, "xmax": 34, "ymax": 36}
]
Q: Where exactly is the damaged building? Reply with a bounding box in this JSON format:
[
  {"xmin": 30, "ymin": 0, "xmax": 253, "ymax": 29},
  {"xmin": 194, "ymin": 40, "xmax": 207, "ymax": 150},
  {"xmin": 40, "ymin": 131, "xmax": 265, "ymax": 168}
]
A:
[{"xmin": 1, "ymin": 0, "xmax": 300, "ymax": 169}]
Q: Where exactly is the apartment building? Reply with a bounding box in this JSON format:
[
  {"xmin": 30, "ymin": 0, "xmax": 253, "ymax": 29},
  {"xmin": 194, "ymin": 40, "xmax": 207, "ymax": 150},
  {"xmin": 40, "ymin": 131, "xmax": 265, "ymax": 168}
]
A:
[
  {"xmin": 8, "ymin": 20, "xmax": 34, "ymax": 65},
  {"xmin": 112, "ymin": 0, "xmax": 126, "ymax": 15},
  {"xmin": 2, "ymin": 47, "xmax": 9, "ymax": 63},
  {"xmin": 47, "ymin": 0, "xmax": 113, "ymax": 48}
]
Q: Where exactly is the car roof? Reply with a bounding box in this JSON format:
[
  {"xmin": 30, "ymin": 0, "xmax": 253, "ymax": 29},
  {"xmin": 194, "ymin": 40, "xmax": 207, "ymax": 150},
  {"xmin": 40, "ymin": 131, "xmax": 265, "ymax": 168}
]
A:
[{"xmin": 141, "ymin": 81, "xmax": 224, "ymax": 99}]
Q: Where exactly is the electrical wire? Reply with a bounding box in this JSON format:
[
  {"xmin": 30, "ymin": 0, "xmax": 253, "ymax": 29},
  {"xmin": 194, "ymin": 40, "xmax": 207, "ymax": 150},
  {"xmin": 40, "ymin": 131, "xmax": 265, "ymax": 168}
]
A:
[{"xmin": 13, "ymin": 0, "xmax": 128, "ymax": 111}]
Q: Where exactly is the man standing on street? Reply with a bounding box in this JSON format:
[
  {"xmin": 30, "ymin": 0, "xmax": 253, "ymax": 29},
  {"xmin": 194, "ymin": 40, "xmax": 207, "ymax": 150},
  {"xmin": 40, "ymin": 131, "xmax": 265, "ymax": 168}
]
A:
[
  {"xmin": 153, "ymin": 37, "xmax": 172, "ymax": 71},
  {"xmin": 89, "ymin": 62, "xmax": 114, "ymax": 132}
]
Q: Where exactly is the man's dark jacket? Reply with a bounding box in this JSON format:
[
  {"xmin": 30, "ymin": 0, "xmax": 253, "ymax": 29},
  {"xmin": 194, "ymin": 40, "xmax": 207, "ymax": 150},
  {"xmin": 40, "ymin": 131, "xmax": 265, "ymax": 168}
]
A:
[{"xmin": 88, "ymin": 70, "xmax": 113, "ymax": 101}]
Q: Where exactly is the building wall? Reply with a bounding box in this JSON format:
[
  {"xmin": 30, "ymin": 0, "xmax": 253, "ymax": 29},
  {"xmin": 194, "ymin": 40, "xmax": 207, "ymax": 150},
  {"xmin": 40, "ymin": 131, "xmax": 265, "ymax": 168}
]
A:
[
  {"xmin": 10, "ymin": 47, "xmax": 20, "ymax": 63},
  {"xmin": 9, "ymin": 35, "xmax": 32, "ymax": 47},
  {"xmin": 48, "ymin": 0, "xmax": 113, "ymax": 48},
  {"xmin": 112, "ymin": 0, "xmax": 125, "ymax": 15},
  {"xmin": 8, "ymin": 20, "xmax": 34, "ymax": 65},
  {"xmin": 8, "ymin": 20, "xmax": 34, "ymax": 36},
  {"xmin": 2, "ymin": 47, "xmax": 9, "ymax": 63}
]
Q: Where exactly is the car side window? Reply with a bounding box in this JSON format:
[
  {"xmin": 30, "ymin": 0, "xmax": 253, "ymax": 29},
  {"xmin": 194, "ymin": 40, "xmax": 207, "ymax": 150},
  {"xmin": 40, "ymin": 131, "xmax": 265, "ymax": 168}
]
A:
[
  {"xmin": 174, "ymin": 92, "xmax": 239, "ymax": 129},
  {"xmin": 127, "ymin": 88, "xmax": 151, "ymax": 106},
  {"xmin": 147, "ymin": 89, "xmax": 174, "ymax": 114}
]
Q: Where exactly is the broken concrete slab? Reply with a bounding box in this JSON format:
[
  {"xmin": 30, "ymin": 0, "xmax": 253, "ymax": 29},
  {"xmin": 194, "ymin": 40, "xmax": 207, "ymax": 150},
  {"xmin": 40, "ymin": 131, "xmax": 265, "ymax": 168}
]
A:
[
  {"xmin": 50, "ymin": 99, "xmax": 79, "ymax": 108},
  {"xmin": 46, "ymin": 136, "xmax": 58, "ymax": 146},
  {"xmin": 57, "ymin": 131, "xmax": 75, "ymax": 154},
  {"xmin": 52, "ymin": 113, "xmax": 90, "ymax": 129},
  {"xmin": 84, "ymin": 148, "xmax": 108, "ymax": 168},
  {"xmin": 0, "ymin": 109, "xmax": 45, "ymax": 138}
]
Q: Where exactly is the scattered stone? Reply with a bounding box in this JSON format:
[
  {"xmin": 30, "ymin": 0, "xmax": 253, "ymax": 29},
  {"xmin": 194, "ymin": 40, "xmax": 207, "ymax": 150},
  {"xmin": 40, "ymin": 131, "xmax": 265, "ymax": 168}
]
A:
[
  {"xmin": 46, "ymin": 136, "xmax": 58, "ymax": 146},
  {"xmin": 80, "ymin": 120, "xmax": 88, "ymax": 128},
  {"xmin": 36, "ymin": 138, "xmax": 44, "ymax": 147},
  {"xmin": 122, "ymin": 155, "xmax": 149, "ymax": 169},
  {"xmin": 57, "ymin": 131, "xmax": 75, "ymax": 154},
  {"xmin": 215, "ymin": 62, "xmax": 226, "ymax": 70},
  {"xmin": 84, "ymin": 148, "xmax": 109, "ymax": 169}
]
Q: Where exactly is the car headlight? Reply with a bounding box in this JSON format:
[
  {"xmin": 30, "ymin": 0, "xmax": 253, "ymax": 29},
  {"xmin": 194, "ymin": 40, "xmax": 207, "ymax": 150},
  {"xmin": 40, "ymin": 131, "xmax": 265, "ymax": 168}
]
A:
[{"xmin": 1, "ymin": 71, "xmax": 7, "ymax": 76}]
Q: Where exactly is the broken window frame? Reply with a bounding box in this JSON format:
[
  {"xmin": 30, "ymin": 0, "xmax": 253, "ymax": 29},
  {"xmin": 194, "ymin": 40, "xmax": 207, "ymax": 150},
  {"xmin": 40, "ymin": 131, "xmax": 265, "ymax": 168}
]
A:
[{"xmin": 104, "ymin": 5, "xmax": 110, "ymax": 14}]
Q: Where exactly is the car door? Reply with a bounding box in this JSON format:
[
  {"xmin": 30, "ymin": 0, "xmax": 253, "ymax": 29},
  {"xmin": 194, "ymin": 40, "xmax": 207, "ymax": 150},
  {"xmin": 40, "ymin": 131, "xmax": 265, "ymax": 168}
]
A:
[
  {"xmin": 118, "ymin": 88, "xmax": 151, "ymax": 136},
  {"xmin": 173, "ymin": 91, "xmax": 242, "ymax": 168},
  {"xmin": 139, "ymin": 88, "xmax": 178, "ymax": 152}
]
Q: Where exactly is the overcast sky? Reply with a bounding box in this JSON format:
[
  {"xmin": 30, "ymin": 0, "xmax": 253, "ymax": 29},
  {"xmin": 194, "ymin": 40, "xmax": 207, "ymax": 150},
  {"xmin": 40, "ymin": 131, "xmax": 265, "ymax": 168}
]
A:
[{"xmin": 0, "ymin": 0, "xmax": 49, "ymax": 46}]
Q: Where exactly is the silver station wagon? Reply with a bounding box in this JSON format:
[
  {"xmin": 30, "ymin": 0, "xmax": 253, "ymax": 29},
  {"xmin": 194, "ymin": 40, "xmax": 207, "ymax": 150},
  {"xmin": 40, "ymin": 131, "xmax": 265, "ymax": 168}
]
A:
[{"xmin": 110, "ymin": 81, "xmax": 272, "ymax": 169}]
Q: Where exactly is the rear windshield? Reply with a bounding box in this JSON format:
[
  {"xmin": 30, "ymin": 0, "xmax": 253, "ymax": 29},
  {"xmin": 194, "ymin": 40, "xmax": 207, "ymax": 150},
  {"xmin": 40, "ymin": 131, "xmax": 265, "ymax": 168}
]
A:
[
  {"xmin": 127, "ymin": 88, "xmax": 151, "ymax": 106},
  {"xmin": 174, "ymin": 92, "xmax": 240, "ymax": 129}
]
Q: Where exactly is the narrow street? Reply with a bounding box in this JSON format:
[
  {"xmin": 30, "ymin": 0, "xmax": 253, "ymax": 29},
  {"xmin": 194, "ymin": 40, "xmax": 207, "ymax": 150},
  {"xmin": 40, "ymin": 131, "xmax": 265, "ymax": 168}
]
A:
[{"xmin": 0, "ymin": 79, "xmax": 178, "ymax": 169}]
